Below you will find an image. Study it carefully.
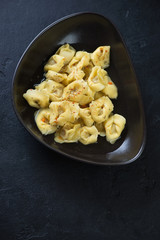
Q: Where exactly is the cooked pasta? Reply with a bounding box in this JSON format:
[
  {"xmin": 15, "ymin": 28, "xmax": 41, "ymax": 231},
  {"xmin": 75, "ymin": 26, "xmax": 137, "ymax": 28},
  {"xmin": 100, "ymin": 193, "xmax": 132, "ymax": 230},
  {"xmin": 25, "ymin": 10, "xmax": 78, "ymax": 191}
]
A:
[
  {"xmin": 104, "ymin": 114, "xmax": 126, "ymax": 144},
  {"xmin": 95, "ymin": 122, "xmax": 106, "ymax": 137},
  {"xmin": 56, "ymin": 44, "xmax": 76, "ymax": 65},
  {"xmin": 45, "ymin": 70, "xmax": 67, "ymax": 83},
  {"xmin": 49, "ymin": 100, "xmax": 79, "ymax": 126},
  {"xmin": 35, "ymin": 108, "xmax": 57, "ymax": 135},
  {"xmin": 23, "ymin": 89, "xmax": 49, "ymax": 109},
  {"xmin": 63, "ymin": 68, "xmax": 85, "ymax": 86},
  {"xmin": 102, "ymin": 77, "xmax": 118, "ymax": 99},
  {"xmin": 44, "ymin": 54, "xmax": 65, "ymax": 72},
  {"xmin": 68, "ymin": 51, "xmax": 90, "ymax": 72},
  {"xmin": 79, "ymin": 107, "xmax": 94, "ymax": 127},
  {"xmin": 62, "ymin": 79, "xmax": 88, "ymax": 103},
  {"xmin": 91, "ymin": 46, "xmax": 110, "ymax": 68},
  {"xmin": 54, "ymin": 122, "xmax": 81, "ymax": 143},
  {"xmin": 79, "ymin": 126, "xmax": 98, "ymax": 145},
  {"xmin": 88, "ymin": 66, "xmax": 108, "ymax": 91},
  {"xmin": 35, "ymin": 79, "xmax": 64, "ymax": 102},
  {"xmin": 23, "ymin": 44, "xmax": 126, "ymax": 145},
  {"xmin": 89, "ymin": 96, "xmax": 114, "ymax": 123}
]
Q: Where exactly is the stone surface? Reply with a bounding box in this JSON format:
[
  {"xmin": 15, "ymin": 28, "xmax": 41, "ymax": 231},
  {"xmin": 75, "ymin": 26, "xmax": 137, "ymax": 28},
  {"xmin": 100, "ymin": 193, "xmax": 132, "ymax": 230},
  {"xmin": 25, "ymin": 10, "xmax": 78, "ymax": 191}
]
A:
[{"xmin": 0, "ymin": 0, "xmax": 160, "ymax": 239}]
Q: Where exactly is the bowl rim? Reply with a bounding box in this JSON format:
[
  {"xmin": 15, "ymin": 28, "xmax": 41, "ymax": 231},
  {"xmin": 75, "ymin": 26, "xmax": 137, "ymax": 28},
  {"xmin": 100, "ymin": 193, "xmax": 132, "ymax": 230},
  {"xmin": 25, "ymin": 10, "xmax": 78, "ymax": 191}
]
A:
[{"xmin": 12, "ymin": 12, "xmax": 146, "ymax": 166}]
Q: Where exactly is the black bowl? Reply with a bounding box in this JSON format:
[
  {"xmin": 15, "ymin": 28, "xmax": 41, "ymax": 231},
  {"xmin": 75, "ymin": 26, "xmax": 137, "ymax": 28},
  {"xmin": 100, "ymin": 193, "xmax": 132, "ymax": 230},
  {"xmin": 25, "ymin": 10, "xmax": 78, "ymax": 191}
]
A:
[{"xmin": 12, "ymin": 12, "xmax": 146, "ymax": 165}]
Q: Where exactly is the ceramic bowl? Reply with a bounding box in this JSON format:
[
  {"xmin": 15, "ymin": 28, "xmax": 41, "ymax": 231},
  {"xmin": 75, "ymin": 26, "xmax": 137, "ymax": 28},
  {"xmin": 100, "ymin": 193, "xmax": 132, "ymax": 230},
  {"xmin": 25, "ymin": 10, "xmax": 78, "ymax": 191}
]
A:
[{"xmin": 12, "ymin": 12, "xmax": 146, "ymax": 165}]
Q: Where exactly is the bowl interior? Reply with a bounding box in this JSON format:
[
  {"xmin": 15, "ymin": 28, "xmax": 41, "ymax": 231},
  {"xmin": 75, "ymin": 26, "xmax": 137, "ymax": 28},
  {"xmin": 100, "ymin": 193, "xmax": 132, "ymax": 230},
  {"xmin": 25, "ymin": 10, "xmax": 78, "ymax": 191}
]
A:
[{"xmin": 13, "ymin": 13, "xmax": 146, "ymax": 165}]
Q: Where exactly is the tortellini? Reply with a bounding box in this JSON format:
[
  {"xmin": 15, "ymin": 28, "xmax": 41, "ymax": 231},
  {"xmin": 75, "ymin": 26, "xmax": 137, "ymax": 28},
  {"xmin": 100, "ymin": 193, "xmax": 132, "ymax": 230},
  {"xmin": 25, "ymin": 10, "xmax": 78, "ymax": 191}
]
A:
[
  {"xmin": 56, "ymin": 44, "xmax": 76, "ymax": 65},
  {"xmin": 23, "ymin": 89, "xmax": 49, "ymax": 108},
  {"xmin": 79, "ymin": 126, "xmax": 98, "ymax": 145},
  {"xmin": 49, "ymin": 101, "xmax": 79, "ymax": 126},
  {"xmin": 63, "ymin": 68, "xmax": 85, "ymax": 86},
  {"xmin": 91, "ymin": 46, "xmax": 110, "ymax": 68},
  {"xmin": 68, "ymin": 51, "xmax": 90, "ymax": 72},
  {"xmin": 35, "ymin": 79, "xmax": 64, "ymax": 102},
  {"xmin": 79, "ymin": 108, "xmax": 94, "ymax": 127},
  {"xmin": 104, "ymin": 114, "xmax": 126, "ymax": 144},
  {"xmin": 44, "ymin": 54, "xmax": 65, "ymax": 72},
  {"xmin": 35, "ymin": 109, "xmax": 57, "ymax": 135},
  {"xmin": 45, "ymin": 70, "xmax": 67, "ymax": 83},
  {"xmin": 88, "ymin": 66, "xmax": 108, "ymax": 91},
  {"xmin": 54, "ymin": 122, "xmax": 81, "ymax": 143},
  {"xmin": 95, "ymin": 122, "xmax": 106, "ymax": 137},
  {"xmin": 102, "ymin": 78, "xmax": 118, "ymax": 99},
  {"xmin": 23, "ymin": 44, "xmax": 126, "ymax": 146},
  {"xmin": 90, "ymin": 96, "xmax": 114, "ymax": 123},
  {"xmin": 62, "ymin": 79, "xmax": 93, "ymax": 105}
]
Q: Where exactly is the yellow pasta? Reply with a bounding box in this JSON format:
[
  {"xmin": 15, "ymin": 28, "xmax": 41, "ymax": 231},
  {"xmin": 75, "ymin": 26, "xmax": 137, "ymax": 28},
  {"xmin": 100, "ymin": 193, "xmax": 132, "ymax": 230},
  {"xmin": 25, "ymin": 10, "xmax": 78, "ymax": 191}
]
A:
[
  {"xmin": 104, "ymin": 114, "xmax": 126, "ymax": 144},
  {"xmin": 89, "ymin": 96, "xmax": 114, "ymax": 123},
  {"xmin": 68, "ymin": 51, "xmax": 90, "ymax": 72},
  {"xmin": 76, "ymin": 51, "xmax": 91, "ymax": 69},
  {"xmin": 35, "ymin": 108, "xmax": 57, "ymax": 135},
  {"xmin": 49, "ymin": 100, "xmax": 79, "ymax": 126},
  {"xmin": 62, "ymin": 79, "xmax": 88, "ymax": 103},
  {"xmin": 79, "ymin": 126, "xmax": 98, "ymax": 145},
  {"xmin": 23, "ymin": 89, "xmax": 49, "ymax": 109},
  {"xmin": 63, "ymin": 68, "xmax": 85, "ymax": 86},
  {"xmin": 35, "ymin": 79, "xmax": 64, "ymax": 102},
  {"xmin": 23, "ymin": 44, "xmax": 126, "ymax": 145},
  {"xmin": 91, "ymin": 46, "xmax": 110, "ymax": 68},
  {"xmin": 56, "ymin": 44, "xmax": 76, "ymax": 64},
  {"xmin": 88, "ymin": 66, "xmax": 108, "ymax": 91},
  {"xmin": 44, "ymin": 54, "xmax": 65, "ymax": 72},
  {"xmin": 95, "ymin": 122, "xmax": 106, "ymax": 137},
  {"xmin": 45, "ymin": 70, "xmax": 67, "ymax": 83},
  {"xmin": 79, "ymin": 107, "xmax": 94, "ymax": 127},
  {"xmin": 79, "ymin": 87, "xmax": 95, "ymax": 105},
  {"xmin": 102, "ymin": 77, "xmax": 118, "ymax": 99},
  {"xmin": 54, "ymin": 122, "xmax": 81, "ymax": 143}
]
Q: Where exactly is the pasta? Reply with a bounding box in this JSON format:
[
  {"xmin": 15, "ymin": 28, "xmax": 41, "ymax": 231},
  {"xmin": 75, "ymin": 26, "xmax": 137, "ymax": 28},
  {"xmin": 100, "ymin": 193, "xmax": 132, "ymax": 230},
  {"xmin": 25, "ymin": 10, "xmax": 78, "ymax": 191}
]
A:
[
  {"xmin": 104, "ymin": 114, "xmax": 126, "ymax": 144},
  {"xmin": 68, "ymin": 51, "xmax": 90, "ymax": 72},
  {"xmin": 79, "ymin": 107, "xmax": 94, "ymax": 127},
  {"xmin": 45, "ymin": 70, "xmax": 67, "ymax": 83},
  {"xmin": 89, "ymin": 96, "xmax": 114, "ymax": 123},
  {"xmin": 102, "ymin": 77, "xmax": 118, "ymax": 99},
  {"xmin": 23, "ymin": 89, "xmax": 49, "ymax": 108},
  {"xmin": 56, "ymin": 44, "xmax": 76, "ymax": 65},
  {"xmin": 44, "ymin": 54, "xmax": 65, "ymax": 72},
  {"xmin": 95, "ymin": 122, "xmax": 106, "ymax": 137},
  {"xmin": 88, "ymin": 66, "xmax": 108, "ymax": 91},
  {"xmin": 35, "ymin": 108, "xmax": 57, "ymax": 135},
  {"xmin": 79, "ymin": 126, "xmax": 99, "ymax": 145},
  {"xmin": 91, "ymin": 46, "xmax": 110, "ymax": 68},
  {"xmin": 62, "ymin": 79, "xmax": 93, "ymax": 105},
  {"xmin": 35, "ymin": 79, "xmax": 64, "ymax": 102},
  {"xmin": 49, "ymin": 100, "xmax": 79, "ymax": 126},
  {"xmin": 23, "ymin": 44, "xmax": 126, "ymax": 145},
  {"xmin": 63, "ymin": 68, "xmax": 85, "ymax": 86},
  {"xmin": 54, "ymin": 122, "xmax": 81, "ymax": 143}
]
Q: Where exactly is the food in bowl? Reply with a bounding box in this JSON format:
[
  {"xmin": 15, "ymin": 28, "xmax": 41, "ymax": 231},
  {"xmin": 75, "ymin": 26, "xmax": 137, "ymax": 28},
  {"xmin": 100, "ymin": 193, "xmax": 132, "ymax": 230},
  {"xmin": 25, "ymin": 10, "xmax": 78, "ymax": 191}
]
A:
[{"xmin": 23, "ymin": 44, "xmax": 126, "ymax": 145}]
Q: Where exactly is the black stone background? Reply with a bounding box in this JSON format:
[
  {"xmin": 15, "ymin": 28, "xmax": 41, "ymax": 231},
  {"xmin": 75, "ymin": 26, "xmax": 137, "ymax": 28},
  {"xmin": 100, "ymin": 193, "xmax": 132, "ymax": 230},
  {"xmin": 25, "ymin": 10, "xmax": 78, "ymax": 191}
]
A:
[{"xmin": 0, "ymin": 0, "xmax": 160, "ymax": 239}]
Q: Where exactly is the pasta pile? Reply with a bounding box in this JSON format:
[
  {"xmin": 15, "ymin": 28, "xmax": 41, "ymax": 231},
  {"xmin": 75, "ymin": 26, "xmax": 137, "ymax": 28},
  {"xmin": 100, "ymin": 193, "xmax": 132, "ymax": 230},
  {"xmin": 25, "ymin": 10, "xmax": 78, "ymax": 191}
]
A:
[{"xmin": 23, "ymin": 44, "xmax": 126, "ymax": 145}]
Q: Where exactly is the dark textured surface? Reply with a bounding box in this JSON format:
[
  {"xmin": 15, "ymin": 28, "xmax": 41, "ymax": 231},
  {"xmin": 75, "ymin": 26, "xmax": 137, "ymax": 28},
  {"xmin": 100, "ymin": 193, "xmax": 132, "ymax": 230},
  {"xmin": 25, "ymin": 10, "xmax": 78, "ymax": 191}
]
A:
[{"xmin": 0, "ymin": 0, "xmax": 160, "ymax": 239}]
